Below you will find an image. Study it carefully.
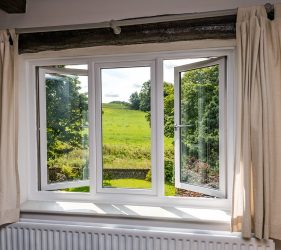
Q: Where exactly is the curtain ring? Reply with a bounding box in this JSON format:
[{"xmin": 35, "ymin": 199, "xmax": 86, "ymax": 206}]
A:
[{"xmin": 265, "ymin": 3, "xmax": 274, "ymax": 13}]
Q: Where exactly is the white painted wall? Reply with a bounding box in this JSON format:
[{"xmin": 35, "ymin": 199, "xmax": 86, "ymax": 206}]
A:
[{"xmin": 0, "ymin": 0, "xmax": 279, "ymax": 29}]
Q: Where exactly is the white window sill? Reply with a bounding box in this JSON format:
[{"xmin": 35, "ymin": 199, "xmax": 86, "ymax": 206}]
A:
[{"xmin": 21, "ymin": 200, "xmax": 231, "ymax": 225}]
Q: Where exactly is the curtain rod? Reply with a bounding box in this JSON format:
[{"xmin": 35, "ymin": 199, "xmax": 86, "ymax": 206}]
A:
[{"xmin": 15, "ymin": 3, "xmax": 274, "ymax": 34}]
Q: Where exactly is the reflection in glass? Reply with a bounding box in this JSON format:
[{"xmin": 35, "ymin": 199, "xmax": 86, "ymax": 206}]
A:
[
  {"xmin": 44, "ymin": 65, "xmax": 89, "ymax": 190},
  {"xmin": 180, "ymin": 65, "xmax": 219, "ymax": 190}
]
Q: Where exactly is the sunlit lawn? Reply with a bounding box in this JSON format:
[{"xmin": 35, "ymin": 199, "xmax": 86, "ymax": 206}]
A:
[
  {"xmin": 103, "ymin": 103, "xmax": 151, "ymax": 147},
  {"xmin": 65, "ymin": 179, "xmax": 176, "ymax": 196},
  {"xmin": 102, "ymin": 103, "xmax": 173, "ymax": 170},
  {"xmin": 64, "ymin": 103, "xmax": 175, "ymax": 195}
]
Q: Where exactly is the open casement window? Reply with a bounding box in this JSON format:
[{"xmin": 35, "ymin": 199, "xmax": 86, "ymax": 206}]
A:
[
  {"xmin": 38, "ymin": 66, "xmax": 90, "ymax": 191},
  {"xmin": 174, "ymin": 57, "xmax": 226, "ymax": 198}
]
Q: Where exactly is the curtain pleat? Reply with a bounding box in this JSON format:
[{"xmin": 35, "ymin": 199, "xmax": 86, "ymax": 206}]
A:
[
  {"xmin": 232, "ymin": 4, "xmax": 281, "ymax": 240},
  {"xmin": 0, "ymin": 30, "xmax": 20, "ymax": 226}
]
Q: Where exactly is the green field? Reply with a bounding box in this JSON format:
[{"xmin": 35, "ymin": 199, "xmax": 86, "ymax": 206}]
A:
[
  {"xmin": 65, "ymin": 179, "xmax": 176, "ymax": 196},
  {"xmin": 63, "ymin": 102, "xmax": 175, "ymax": 194},
  {"xmin": 102, "ymin": 103, "xmax": 175, "ymax": 194},
  {"xmin": 103, "ymin": 103, "xmax": 151, "ymax": 147},
  {"xmin": 102, "ymin": 103, "xmax": 173, "ymax": 170}
]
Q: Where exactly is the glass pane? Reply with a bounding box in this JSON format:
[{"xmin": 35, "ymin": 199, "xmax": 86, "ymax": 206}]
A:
[
  {"xmin": 180, "ymin": 65, "xmax": 219, "ymax": 190},
  {"xmin": 163, "ymin": 58, "xmax": 220, "ymax": 198},
  {"xmin": 43, "ymin": 65, "xmax": 89, "ymax": 192},
  {"xmin": 101, "ymin": 67, "xmax": 151, "ymax": 189}
]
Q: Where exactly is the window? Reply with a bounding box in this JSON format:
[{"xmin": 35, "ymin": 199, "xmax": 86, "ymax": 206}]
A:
[
  {"xmin": 26, "ymin": 48, "xmax": 234, "ymax": 207},
  {"xmin": 100, "ymin": 66, "xmax": 152, "ymax": 190},
  {"xmin": 95, "ymin": 61, "xmax": 157, "ymax": 195},
  {"xmin": 38, "ymin": 65, "xmax": 90, "ymax": 191},
  {"xmin": 174, "ymin": 58, "xmax": 226, "ymax": 198}
]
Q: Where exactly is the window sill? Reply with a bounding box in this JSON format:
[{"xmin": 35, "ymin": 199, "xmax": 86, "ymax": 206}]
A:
[{"xmin": 21, "ymin": 200, "xmax": 231, "ymax": 226}]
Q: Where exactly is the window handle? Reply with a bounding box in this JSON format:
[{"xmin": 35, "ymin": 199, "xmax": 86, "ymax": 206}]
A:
[{"xmin": 174, "ymin": 124, "xmax": 192, "ymax": 130}]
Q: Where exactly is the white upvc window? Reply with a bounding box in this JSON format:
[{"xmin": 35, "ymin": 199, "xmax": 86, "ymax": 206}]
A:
[
  {"xmin": 94, "ymin": 60, "xmax": 157, "ymax": 195},
  {"xmin": 174, "ymin": 57, "xmax": 226, "ymax": 198},
  {"xmin": 23, "ymin": 48, "xmax": 234, "ymax": 208},
  {"xmin": 38, "ymin": 66, "xmax": 90, "ymax": 191}
]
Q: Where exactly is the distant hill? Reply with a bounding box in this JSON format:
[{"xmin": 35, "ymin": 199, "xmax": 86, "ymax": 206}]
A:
[{"xmin": 103, "ymin": 101, "xmax": 130, "ymax": 109}]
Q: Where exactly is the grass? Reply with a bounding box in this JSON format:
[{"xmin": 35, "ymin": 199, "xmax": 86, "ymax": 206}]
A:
[
  {"xmin": 102, "ymin": 103, "xmax": 151, "ymax": 169},
  {"xmin": 103, "ymin": 103, "xmax": 173, "ymax": 150},
  {"xmin": 103, "ymin": 103, "xmax": 151, "ymax": 147},
  {"xmin": 103, "ymin": 178, "xmax": 151, "ymax": 189},
  {"xmin": 62, "ymin": 102, "xmax": 176, "ymax": 195},
  {"xmin": 102, "ymin": 103, "xmax": 173, "ymax": 170},
  {"xmin": 65, "ymin": 179, "xmax": 176, "ymax": 196}
]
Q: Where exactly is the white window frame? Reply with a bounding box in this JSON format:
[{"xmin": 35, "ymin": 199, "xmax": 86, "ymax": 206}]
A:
[
  {"xmin": 38, "ymin": 67, "xmax": 90, "ymax": 191},
  {"xmin": 94, "ymin": 60, "xmax": 157, "ymax": 195},
  {"xmin": 22, "ymin": 47, "xmax": 235, "ymax": 209},
  {"xmin": 174, "ymin": 57, "xmax": 226, "ymax": 198}
]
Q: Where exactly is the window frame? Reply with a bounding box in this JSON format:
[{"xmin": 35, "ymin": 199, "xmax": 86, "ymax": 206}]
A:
[
  {"xmin": 174, "ymin": 57, "xmax": 226, "ymax": 198},
  {"xmin": 22, "ymin": 47, "xmax": 235, "ymax": 209},
  {"xmin": 94, "ymin": 60, "xmax": 157, "ymax": 195},
  {"xmin": 38, "ymin": 67, "xmax": 90, "ymax": 191}
]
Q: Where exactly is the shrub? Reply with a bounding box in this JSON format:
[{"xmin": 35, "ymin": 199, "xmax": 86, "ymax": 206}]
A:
[
  {"xmin": 103, "ymin": 144, "xmax": 151, "ymax": 160},
  {"xmin": 164, "ymin": 159, "xmax": 174, "ymax": 184},
  {"xmin": 145, "ymin": 170, "xmax": 151, "ymax": 182},
  {"xmin": 47, "ymin": 149, "xmax": 88, "ymax": 183},
  {"xmin": 144, "ymin": 160, "xmax": 174, "ymax": 184}
]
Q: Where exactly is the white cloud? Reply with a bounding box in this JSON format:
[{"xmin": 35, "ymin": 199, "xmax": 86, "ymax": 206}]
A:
[
  {"xmin": 101, "ymin": 67, "xmax": 150, "ymax": 103},
  {"xmin": 105, "ymin": 93, "xmax": 119, "ymax": 98},
  {"xmin": 163, "ymin": 58, "xmax": 208, "ymax": 84},
  {"xmin": 62, "ymin": 59, "xmax": 211, "ymax": 103}
]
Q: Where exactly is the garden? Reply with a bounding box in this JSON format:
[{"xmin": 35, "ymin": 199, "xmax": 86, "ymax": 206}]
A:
[{"xmin": 45, "ymin": 64, "xmax": 219, "ymax": 197}]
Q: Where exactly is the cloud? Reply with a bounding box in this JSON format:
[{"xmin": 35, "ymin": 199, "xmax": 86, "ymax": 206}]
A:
[
  {"xmin": 105, "ymin": 93, "xmax": 119, "ymax": 98},
  {"xmin": 133, "ymin": 83, "xmax": 142, "ymax": 88}
]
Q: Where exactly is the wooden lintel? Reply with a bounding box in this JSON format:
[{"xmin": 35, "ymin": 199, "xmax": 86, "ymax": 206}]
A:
[
  {"xmin": 18, "ymin": 15, "xmax": 236, "ymax": 54},
  {"xmin": 0, "ymin": 0, "xmax": 26, "ymax": 13}
]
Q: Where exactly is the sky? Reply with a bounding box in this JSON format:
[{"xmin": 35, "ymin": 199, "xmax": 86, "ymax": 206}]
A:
[
  {"xmin": 64, "ymin": 58, "xmax": 207, "ymax": 103},
  {"xmin": 101, "ymin": 67, "xmax": 150, "ymax": 103}
]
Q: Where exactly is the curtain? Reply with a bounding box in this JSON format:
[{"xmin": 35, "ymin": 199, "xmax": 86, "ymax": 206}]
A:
[
  {"xmin": 232, "ymin": 4, "xmax": 281, "ymax": 240},
  {"xmin": 0, "ymin": 30, "xmax": 20, "ymax": 226}
]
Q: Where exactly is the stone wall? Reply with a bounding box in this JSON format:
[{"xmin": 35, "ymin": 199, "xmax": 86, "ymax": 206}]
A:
[{"xmin": 103, "ymin": 168, "xmax": 150, "ymax": 180}]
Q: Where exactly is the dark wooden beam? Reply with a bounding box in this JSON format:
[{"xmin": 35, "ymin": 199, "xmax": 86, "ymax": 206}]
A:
[
  {"xmin": 18, "ymin": 15, "xmax": 236, "ymax": 54},
  {"xmin": 0, "ymin": 0, "xmax": 26, "ymax": 13}
]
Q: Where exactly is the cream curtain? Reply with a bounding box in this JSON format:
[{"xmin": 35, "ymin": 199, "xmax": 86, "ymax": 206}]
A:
[
  {"xmin": 232, "ymin": 4, "xmax": 281, "ymax": 240},
  {"xmin": 0, "ymin": 30, "xmax": 19, "ymax": 226}
]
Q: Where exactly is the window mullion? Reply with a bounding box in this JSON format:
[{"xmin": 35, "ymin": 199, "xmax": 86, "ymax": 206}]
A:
[
  {"xmin": 218, "ymin": 58, "xmax": 227, "ymax": 197},
  {"xmin": 155, "ymin": 58, "xmax": 165, "ymax": 197},
  {"xmin": 89, "ymin": 60, "xmax": 97, "ymax": 195},
  {"xmin": 150, "ymin": 60, "xmax": 158, "ymax": 196},
  {"xmin": 38, "ymin": 69, "xmax": 48, "ymax": 190},
  {"xmin": 94, "ymin": 62, "xmax": 103, "ymax": 194}
]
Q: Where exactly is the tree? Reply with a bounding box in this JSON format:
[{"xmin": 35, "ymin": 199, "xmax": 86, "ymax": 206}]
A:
[
  {"xmin": 180, "ymin": 65, "xmax": 219, "ymax": 171},
  {"xmin": 163, "ymin": 82, "xmax": 174, "ymax": 138},
  {"xmin": 129, "ymin": 91, "xmax": 140, "ymax": 110},
  {"xmin": 139, "ymin": 81, "xmax": 151, "ymax": 112},
  {"xmin": 162, "ymin": 65, "xmax": 219, "ymax": 175},
  {"xmin": 45, "ymin": 73, "xmax": 88, "ymax": 160}
]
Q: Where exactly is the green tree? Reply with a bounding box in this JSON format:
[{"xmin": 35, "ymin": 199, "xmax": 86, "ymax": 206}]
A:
[
  {"xmin": 162, "ymin": 65, "xmax": 219, "ymax": 176},
  {"xmin": 163, "ymin": 82, "xmax": 174, "ymax": 138},
  {"xmin": 46, "ymin": 73, "xmax": 88, "ymax": 160},
  {"xmin": 129, "ymin": 91, "xmax": 140, "ymax": 110},
  {"xmin": 180, "ymin": 65, "xmax": 219, "ymax": 171},
  {"xmin": 139, "ymin": 81, "xmax": 151, "ymax": 112}
]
